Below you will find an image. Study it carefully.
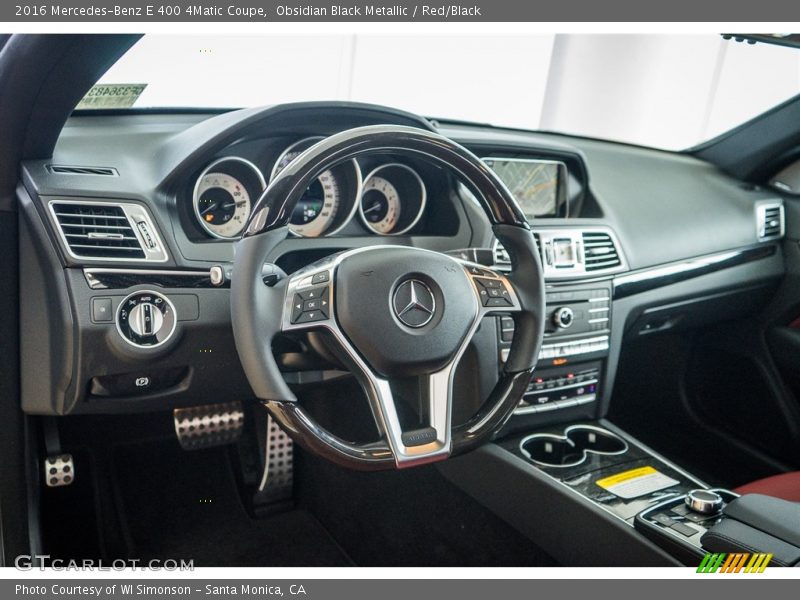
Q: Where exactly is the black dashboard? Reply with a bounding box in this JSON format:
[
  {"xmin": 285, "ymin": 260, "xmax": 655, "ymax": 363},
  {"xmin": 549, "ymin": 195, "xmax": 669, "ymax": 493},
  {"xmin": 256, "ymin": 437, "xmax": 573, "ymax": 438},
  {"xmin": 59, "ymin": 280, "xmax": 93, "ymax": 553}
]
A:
[{"xmin": 16, "ymin": 101, "xmax": 787, "ymax": 425}]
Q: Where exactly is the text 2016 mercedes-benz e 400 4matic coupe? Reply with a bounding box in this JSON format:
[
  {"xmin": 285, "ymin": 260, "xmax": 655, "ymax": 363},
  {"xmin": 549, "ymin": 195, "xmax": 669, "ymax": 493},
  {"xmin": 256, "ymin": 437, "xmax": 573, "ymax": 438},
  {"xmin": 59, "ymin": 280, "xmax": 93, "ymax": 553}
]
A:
[{"xmin": 3, "ymin": 33, "xmax": 800, "ymax": 567}]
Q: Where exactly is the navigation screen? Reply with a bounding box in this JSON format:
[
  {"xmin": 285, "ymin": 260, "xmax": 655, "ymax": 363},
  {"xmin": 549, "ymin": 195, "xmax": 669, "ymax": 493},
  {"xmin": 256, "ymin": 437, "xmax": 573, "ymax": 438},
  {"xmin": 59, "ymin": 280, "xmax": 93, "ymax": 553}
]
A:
[{"xmin": 483, "ymin": 158, "xmax": 567, "ymax": 218}]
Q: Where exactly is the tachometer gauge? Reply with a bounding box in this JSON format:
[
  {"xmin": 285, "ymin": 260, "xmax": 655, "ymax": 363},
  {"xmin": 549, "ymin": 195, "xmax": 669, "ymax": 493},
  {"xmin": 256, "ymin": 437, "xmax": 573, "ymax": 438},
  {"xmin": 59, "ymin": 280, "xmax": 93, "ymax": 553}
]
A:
[
  {"xmin": 193, "ymin": 157, "xmax": 265, "ymax": 239},
  {"xmin": 359, "ymin": 163, "xmax": 426, "ymax": 235},
  {"xmin": 271, "ymin": 137, "xmax": 362, "ymax": 237}
]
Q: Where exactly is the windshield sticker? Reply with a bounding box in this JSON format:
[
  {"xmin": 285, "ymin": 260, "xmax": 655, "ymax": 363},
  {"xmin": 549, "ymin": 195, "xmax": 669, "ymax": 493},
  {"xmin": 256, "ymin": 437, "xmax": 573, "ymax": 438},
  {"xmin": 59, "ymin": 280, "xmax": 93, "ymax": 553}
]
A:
[{"xmin": 76, "ymin": 83, "xmax": 147, "ymax": 109}]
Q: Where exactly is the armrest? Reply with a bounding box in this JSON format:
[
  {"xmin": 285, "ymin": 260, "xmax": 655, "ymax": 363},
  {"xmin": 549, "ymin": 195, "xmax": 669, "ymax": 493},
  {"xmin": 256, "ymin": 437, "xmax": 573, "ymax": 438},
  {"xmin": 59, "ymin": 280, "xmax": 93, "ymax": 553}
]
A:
[
  {"xmin": 700, "ymin": 519, "xmax": 800, "ymax": 567},
  {"xmin": 723, "ymin": 493, "xmax": 800, "ymax": 548}
]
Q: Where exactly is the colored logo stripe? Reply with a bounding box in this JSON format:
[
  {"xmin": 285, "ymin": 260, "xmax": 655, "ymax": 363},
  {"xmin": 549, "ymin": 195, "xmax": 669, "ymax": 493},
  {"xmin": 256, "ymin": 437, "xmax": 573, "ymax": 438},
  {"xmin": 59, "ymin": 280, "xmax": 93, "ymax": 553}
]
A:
[{"xmin": 697, "ymin": 552, "xmax": 772, "ymax": 573}]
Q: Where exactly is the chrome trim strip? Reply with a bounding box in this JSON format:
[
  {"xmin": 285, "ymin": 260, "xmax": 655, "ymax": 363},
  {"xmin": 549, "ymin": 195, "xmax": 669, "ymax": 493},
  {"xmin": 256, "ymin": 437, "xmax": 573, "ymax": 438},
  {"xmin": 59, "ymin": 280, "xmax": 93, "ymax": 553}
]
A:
[
  {"xmin": 613, "ymin": 245, "xmax": 777, "ymax": 300},
  {"xmin": 83, "ymin": 267, "xmax": 211, "ymax": 289}
]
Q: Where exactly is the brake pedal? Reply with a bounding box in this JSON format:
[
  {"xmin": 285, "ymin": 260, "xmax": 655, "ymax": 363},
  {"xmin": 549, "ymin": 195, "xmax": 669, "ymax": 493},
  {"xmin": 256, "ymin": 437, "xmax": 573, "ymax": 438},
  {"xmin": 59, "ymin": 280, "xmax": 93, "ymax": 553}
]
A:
[
  {"xmin": 174, "ymin": 401, "xmax": 244, "ymax": 450},
  {"xmin": 257, "ymin": 414, "xmax": 294, "ymax": 502},
  {"xmin": 44, "ymin": 454, "xmax": 75, "ymax": 487}
]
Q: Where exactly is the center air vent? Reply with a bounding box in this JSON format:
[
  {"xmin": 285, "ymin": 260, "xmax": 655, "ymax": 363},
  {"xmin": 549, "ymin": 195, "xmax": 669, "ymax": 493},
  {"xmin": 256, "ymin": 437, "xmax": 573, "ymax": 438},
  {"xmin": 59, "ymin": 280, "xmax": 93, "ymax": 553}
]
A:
[
  {"xmin": 756, "ymin": 201, "xmax": 784, "ymax": 241},
  {"xmin": 493, "ymin": 233, "xmax": 542, "ymax": 269},
  {"xmin": 49, "ymin": 200, "xmax": 168, "ymax": 262},
  {"xmin": 582, "ymin": 231, "xmax": 622, "ymax": 271}
]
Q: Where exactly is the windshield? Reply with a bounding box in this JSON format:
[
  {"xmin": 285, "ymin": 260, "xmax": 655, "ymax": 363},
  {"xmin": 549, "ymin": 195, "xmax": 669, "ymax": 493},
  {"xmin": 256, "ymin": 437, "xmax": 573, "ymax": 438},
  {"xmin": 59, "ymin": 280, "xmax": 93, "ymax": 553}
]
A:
[{"xmin": 89, "ymin": 34, "xmax": 800, "ymax": 151}]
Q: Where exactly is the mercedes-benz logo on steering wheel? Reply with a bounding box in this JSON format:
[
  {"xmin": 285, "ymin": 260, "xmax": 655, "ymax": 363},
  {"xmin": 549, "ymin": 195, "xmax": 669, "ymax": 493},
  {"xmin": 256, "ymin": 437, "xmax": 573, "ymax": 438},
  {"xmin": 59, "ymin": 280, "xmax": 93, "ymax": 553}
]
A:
[{"xmin": 392, "ymin": 279, "xmax": 436, "ymax": 328}]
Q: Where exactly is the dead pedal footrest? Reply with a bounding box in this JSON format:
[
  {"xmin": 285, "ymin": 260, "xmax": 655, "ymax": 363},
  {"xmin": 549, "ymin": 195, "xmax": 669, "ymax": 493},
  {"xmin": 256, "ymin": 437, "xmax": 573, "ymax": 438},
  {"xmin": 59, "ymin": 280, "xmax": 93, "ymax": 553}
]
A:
[{"xmin": 174, "ymin": 401, "xmax": 244, "ymax": 450}]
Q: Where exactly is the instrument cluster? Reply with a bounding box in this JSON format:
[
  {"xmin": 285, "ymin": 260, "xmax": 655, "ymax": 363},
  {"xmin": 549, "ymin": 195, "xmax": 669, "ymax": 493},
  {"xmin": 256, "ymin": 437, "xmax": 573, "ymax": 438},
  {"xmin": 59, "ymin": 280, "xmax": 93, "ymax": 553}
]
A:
[{"xmin": 190, "ymin": 136, "xmax": 429, "ymax": 240}]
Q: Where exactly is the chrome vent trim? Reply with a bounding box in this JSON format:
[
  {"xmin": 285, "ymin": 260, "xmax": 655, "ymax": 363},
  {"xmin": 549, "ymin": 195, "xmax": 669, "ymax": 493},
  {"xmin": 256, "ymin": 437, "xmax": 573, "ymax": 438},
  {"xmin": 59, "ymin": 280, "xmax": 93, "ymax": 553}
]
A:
[
  {"xmin": 494, "ymin": 227, "xmax": 626, "ymax": 279},
  {"xmin": 756, "ymin": 200, "xmax": 784, "ymax": 241},
  {"xmin": 582, "ymin": 231, "xmax": 622, "ymax": 271},
  {"xmin": 48, "ymin": 199, "xmax": 168, "ymax": 263},
  {"xmin": 47, "ymin": 165, "xmax": 119, "ymax": 176}
]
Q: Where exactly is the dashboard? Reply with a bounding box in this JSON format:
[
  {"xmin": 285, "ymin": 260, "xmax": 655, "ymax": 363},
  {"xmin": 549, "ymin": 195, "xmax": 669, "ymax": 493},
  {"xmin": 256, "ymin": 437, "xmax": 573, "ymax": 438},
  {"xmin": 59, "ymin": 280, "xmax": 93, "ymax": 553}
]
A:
[{"xmin": 15, "ymin": 101, "xmax": 788, "ymax": 425}]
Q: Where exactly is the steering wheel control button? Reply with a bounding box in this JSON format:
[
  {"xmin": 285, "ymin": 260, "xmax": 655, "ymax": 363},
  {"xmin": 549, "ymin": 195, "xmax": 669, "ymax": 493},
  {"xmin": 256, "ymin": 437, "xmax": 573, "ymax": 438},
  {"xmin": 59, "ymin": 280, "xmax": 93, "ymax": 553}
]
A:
[
  {"xmin": 475, "ymin": 276, "xmax": 502, "ymax": 288},
  {"xmin": 685, "ymin": 489, "xmax": 724, "ymax": 515},
  {"xmin": 311, "ymin": 271, "xmax": 330, "ymax": 284},
  {"xmin": 116, "ymin": 290, "xmax": 177, "ymax": 348},
  {"xmin": 91, "ymin": 297, "xmax": 114, "ymax": 323},
  {"xmin": 553, "ymin": 306, "xmax": 575, "ymax": 329},
  {"xmin": 291, "ymin": 286, "xmax": 330, "ymax": 324},
  {"xmin": 392, "ymin": 279, "xmax": 436, "ymax": 328}
]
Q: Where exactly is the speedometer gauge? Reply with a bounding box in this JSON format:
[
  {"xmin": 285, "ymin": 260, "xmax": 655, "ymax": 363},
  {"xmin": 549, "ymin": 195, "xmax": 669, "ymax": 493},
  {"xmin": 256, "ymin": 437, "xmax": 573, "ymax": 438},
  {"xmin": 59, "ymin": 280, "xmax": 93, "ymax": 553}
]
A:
[
  {"xmin": 359, "ymin": 163, "xmax": 426, "ymax": 236},
  {"xmin": 193, "ymin": 157, "xmax": 265, "ymax": 239},
  {"xmin": 288, "ymin": 170, "xmax": 341, "ymax": 238},
  {"xmin": 271, "ymin": 137, "xmax": 362, "ymax": 238}
]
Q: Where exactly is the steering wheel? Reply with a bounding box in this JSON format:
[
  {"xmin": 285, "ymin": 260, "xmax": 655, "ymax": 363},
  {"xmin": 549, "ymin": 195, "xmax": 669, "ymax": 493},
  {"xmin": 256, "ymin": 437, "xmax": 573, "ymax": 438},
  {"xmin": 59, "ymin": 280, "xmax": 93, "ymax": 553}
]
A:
[{"xmin": 231, "ymin": 125, "xmax": 545, "ymax": 470}]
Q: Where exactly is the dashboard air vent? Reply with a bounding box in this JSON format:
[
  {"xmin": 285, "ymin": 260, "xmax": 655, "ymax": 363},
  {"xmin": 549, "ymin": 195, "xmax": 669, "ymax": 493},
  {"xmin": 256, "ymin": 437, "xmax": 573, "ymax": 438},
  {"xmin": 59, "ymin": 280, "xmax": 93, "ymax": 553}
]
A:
[
  {"xmin": 493, "ymin": 233, "xmax": 542, "ymax": 268},
  {"xmin": 51, "ymin": 202, "xmax": 146, "ymax": 260},
  {"xmin": 756, "ymin": 202, "xmax": 784, "ymax": 241},
  {"xmin": 48, "ymin": 165, "xmax": 119, "ymax": 176},
  {"xmin": 581, "ymin": 231, "xmax": 621, "ymax": 271}
]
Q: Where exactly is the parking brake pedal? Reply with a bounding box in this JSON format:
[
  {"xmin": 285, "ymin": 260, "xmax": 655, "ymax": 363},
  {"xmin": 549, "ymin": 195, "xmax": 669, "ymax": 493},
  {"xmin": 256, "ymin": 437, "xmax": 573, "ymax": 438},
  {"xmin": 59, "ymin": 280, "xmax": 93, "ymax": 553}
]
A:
[{"xmin": 174, "ymin": 401, "xmax": 244, "ymax": 450}]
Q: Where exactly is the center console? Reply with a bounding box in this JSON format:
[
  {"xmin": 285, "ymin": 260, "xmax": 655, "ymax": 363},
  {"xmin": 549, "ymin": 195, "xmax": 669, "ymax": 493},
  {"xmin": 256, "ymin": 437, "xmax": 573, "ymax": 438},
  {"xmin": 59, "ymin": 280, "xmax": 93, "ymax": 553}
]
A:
[{"xmin": 498, "ymin": 280, "xmax": 611, "ymax": 419}]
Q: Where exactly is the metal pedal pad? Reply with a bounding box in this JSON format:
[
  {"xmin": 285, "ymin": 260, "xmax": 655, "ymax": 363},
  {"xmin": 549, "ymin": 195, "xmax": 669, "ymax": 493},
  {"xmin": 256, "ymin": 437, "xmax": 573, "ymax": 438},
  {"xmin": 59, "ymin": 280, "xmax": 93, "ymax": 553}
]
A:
[
  {"xmin": 258, "ymin": 415, "xmax": 294, "ymax": 502},
  {"xmin": 174, "ymin": 401, "xmax": 244, "ymax": 450},
  {"xmin": 44, "ymin": 454, "xmax": 75, "ymax": 487}
]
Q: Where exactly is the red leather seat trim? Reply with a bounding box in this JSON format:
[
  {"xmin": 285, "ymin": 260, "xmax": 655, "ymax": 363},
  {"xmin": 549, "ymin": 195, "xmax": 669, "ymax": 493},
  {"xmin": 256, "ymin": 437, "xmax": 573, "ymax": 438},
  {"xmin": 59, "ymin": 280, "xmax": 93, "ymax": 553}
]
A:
[{"xmin": 734, "ymin": 471, "xmax": 800, "ymax": 502}]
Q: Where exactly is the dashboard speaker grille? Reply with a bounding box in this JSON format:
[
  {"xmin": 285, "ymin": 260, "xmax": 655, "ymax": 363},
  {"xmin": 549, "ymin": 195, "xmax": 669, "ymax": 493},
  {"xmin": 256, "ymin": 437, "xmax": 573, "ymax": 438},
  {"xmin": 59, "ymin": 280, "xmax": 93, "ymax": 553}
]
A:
[
  {"xmin": 582, "ymin": 231, "xmax": 621, "ymax": 271},
  {"xmin": 51, "ymin": 202, "xmax": 146, "ymax": 259},
  {"xmin": 48, "ymin": 165, "xmax": 118, "ymax": 176}
]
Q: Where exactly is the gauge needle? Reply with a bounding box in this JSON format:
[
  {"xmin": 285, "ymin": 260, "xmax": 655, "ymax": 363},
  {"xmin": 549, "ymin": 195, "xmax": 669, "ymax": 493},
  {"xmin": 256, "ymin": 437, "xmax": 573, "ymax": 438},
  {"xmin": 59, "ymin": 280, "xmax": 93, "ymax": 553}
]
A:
[
  {"xmin": 200, "ymin": 202, "xmax": 218, "ymax": 215},
  {"xmin": 364, "ymin": 202, "xmax": 382, "ymax": 214}
]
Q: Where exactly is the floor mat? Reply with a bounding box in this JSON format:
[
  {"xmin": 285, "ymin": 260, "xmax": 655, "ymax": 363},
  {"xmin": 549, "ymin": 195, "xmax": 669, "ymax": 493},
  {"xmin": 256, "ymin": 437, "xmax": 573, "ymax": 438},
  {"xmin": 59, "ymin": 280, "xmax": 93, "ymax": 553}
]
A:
[
  {"xmin": 113, "ymin": 440, "xmax": 352, "ymax": 567},
  {"xmin": 296, "ymin": 450, "xmax": 558, "ymax": 567}
]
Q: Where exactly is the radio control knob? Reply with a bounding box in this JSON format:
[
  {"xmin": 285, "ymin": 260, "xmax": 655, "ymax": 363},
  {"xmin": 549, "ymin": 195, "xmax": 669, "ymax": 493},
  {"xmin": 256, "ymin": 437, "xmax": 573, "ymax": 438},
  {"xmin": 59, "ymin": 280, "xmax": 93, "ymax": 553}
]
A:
[{"xmin": 552, "ymin": 306, "xmax": 574, "ymax": 329}]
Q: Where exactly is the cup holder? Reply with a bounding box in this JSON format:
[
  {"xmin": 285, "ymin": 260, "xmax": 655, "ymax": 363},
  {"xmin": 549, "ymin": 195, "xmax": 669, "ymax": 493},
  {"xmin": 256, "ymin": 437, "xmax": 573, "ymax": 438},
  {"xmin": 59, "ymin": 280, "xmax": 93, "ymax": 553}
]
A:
[{"xmin": 520, "ymin": 425, "xmax": 628, "ymax": 468}]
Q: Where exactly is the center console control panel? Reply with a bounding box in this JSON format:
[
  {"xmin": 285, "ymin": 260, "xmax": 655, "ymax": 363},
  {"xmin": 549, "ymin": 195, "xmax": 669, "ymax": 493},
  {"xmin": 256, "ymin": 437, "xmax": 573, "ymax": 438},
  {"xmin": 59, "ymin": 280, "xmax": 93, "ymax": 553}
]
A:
[{"xmin": 499, "ymin": 281, "xmax": 612, "ymax": 417}]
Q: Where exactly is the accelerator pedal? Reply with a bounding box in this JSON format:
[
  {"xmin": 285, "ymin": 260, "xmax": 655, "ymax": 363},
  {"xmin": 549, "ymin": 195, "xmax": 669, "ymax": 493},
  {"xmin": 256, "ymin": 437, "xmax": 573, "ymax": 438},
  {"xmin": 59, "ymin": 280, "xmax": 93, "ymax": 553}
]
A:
[
  {"xmin": 173, "ymin": 401, "xmax": 244, "ymax": 450},
  {"xmin": 255, "ymin": 414, "xmax": 294, "ymax": 507}
]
